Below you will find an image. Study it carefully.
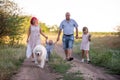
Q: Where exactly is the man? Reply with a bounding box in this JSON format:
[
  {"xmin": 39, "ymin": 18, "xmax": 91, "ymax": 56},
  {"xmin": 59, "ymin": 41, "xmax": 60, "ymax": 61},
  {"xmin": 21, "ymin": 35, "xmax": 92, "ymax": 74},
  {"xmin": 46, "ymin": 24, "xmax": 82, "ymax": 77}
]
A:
[{"xmin": 57, "ymin": 12, "xmax": 79, "ymax": 61}]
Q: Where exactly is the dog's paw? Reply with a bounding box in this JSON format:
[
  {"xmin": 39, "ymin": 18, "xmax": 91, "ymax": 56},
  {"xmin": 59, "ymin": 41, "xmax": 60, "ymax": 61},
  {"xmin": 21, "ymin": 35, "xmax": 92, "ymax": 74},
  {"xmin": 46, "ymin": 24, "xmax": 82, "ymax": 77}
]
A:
[
  {"xmin": 35, "ymin": 61, "xmax": 38, "ymax": 64},
  {"xmin": 37, "ymin": 65, "xmax": 44, "ymax": 69}
]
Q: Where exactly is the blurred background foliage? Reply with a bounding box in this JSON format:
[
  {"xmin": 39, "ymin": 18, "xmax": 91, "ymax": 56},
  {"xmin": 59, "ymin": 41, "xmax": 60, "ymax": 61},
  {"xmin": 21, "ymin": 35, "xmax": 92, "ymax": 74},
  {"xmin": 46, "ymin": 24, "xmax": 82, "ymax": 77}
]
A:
[{"xmin": 0, "ymin": 0, "xmax": 59, "ymax": 46}]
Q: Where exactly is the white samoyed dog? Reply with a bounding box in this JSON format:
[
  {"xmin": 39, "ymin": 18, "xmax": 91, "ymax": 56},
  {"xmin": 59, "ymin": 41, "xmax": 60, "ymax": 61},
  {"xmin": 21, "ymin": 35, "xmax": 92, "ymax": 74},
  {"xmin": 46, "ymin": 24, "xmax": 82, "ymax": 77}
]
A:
[{"xmin": 33, "ymin": 45, "xmax": 47, "ymax": 68}]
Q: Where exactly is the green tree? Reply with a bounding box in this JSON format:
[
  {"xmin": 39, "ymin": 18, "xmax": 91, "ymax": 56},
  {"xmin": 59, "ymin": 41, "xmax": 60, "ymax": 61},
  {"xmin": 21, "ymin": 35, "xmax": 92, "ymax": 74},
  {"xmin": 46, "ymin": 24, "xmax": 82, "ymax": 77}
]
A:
[
  {"xmin": 0, "ymin": 0, "xmax": 25, "ymax": 45},
  {"xmin": 40, "ymin": 22, "xmax": 49, "ymax": 32}
]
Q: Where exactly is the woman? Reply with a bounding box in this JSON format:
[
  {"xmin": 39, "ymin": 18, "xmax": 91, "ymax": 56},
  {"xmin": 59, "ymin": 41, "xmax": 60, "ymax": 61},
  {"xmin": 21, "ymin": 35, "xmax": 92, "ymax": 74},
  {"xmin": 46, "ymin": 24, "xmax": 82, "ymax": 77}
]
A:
[{"xmin": 26, "ymin": 17, "xmax": 48, "ymax": 61}]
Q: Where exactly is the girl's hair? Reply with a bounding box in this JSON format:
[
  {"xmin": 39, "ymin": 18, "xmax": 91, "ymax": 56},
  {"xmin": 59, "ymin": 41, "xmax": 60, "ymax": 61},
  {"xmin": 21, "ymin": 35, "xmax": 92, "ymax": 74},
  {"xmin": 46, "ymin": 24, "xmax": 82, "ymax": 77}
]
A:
[
  {"xmin": 83, "ymin": 26, "xmax": 88, "ymax": 33},
  {"xmin": 30, "ymin": 17, "xmax": 38, "ymax": 25}
]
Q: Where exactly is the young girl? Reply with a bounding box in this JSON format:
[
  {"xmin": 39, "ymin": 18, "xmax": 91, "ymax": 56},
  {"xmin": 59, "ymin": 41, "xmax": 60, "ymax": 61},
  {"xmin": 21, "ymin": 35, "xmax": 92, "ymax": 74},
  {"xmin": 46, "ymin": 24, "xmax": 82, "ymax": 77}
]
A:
[
  {"xmin": 80, "ymin": 26, "xmax": 91, "ymax": 63},
  {"xmin": 26, "ymin": 17, "xmax": 48, "ymax": 61}
]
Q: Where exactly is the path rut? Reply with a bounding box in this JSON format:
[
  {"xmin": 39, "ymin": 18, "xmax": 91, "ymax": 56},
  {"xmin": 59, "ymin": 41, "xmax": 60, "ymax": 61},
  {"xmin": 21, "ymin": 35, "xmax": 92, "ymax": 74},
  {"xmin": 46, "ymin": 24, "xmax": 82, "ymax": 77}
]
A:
[
  {"xmin": 55, "ymin": 44, "xmax": 119, "ymax": 80},
  {"xmin": 11, "ymin": 59, "xmax": 60, "ymax": 80}
]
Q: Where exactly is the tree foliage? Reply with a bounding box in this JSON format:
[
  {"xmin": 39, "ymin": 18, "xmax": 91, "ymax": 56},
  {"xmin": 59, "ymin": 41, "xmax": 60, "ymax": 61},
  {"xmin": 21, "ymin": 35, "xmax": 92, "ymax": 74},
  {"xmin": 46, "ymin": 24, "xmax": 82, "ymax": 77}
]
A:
[
  {"xmin": 40, "ymin": 22, "xmax": 49, "ymax": 32},
  {"xmin": 0, "ymin": 0, "xmax": 59, "ymax": 45},
  {"xmin": 0, "ymin": 0, "xmax": 25, "ymax": 45}
]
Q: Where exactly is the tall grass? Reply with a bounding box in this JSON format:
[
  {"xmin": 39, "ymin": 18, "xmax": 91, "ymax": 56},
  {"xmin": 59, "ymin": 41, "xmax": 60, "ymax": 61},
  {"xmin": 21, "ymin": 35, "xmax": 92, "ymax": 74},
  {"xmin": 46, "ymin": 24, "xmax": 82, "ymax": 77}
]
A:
[
  {"xmin": 0, "ymin": 45, "xmax": 25, "ymax": 80},
  {"xmin": 90, "ymin": 38, "xmax": 120, "ymax": 74},
  {"xmin": 49, "ymin": 51, "xmax": 71, "ymax": 74},
  {"xmin": 49, "ymin": 51, "xmax": 83, "ymax": 80},
  {"xmin": 73, "ymin": 35, "xmax": 120, "ymax": 74},
  {"xmin": 90, "ymin": 47, "xmax": 120, "ymax": 74}
]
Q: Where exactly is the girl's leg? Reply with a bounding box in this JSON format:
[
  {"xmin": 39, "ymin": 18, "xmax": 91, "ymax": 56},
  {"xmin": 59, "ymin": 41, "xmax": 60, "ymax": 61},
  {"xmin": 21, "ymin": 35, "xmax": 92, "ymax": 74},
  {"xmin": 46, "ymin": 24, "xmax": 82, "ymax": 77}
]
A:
[
  {"xmin": 82, "ymin": 50, "xmax": 85, "ymax": 58},
  {"xmin": 85, "ymin": 50, "xmax": 90, "ymax": 62},
  {"xmin": 81, "ymin": 50, "xmax": 85, "ymax": 62}
]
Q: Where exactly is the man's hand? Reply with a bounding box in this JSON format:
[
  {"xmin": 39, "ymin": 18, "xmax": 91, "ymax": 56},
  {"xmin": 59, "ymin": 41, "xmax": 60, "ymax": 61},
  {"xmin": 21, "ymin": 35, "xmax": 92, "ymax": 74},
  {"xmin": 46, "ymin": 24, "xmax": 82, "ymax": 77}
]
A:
[
  {"xmin": 75, "ymin": 27, "xmax": 78, "ymax": 39},
  {"xmin": 75, "ymin": 35, "xmax": 78, "ymax": 39},
  {"xmin": 56, "ymin": 29, "xmax": 61, "ymax": 42},
  {"xmin": 78, "ymin": 37, "xmax": 82, "ymax": 39}
]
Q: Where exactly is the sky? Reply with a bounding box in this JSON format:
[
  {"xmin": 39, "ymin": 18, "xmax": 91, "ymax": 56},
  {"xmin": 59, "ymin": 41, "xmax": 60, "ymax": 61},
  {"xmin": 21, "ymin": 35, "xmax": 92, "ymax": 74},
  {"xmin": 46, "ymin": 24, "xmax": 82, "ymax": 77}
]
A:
[{"xmin": 14, "ymin": 0, "xmax": 120, "ymax": 32}]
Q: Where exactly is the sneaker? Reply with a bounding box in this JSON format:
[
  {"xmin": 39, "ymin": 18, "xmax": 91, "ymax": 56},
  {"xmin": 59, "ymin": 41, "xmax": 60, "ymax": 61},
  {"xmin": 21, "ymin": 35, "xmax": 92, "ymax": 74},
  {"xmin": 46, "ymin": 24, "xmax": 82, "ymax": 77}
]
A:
[
  {"xmin": 66, "ymin": 57, "xmax": 74, "ymax": 61},
  {"xmin": 69, "ymin": 57, "xmax": 74, "ymax": 61},
  {"xmin": 35, "ymin": 61, "xmax": 38, "ymax": 64},
  {"xmin": 46, "ymin": 59, "xmax": 49, "ymax": 63},
  {"xmin": 80, "ymin": 59, "xmax": 84, "ymax": 63},
  {"xmin": 66, "ymin": 58, "xmax": 70, "ymax": 61},
  {"xmin": 37, "ymin": 65, "xmax": 41, "ymax": 68},
  {"xmin": 87, "ymin": 60, "xmax": 91, "ymax": 64}
]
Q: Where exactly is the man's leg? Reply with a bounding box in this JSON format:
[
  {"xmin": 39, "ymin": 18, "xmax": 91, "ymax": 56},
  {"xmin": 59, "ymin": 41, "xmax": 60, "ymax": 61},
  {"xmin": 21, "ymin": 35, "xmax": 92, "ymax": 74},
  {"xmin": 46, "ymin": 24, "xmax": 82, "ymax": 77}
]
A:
[
  {"xmin": 68, "ymin": 49, "xmax": 72, "ymax": 58},
  {"xmin": 64, "ymin": 49, "xmax": 69, "ymax": 59},
  {"xmin": 63, "ymin": 36, "xmax": 69, "ymax": 60},
  {"xmin": 68, "ymin": 36, "xmax": 74, "ymax": 58}
]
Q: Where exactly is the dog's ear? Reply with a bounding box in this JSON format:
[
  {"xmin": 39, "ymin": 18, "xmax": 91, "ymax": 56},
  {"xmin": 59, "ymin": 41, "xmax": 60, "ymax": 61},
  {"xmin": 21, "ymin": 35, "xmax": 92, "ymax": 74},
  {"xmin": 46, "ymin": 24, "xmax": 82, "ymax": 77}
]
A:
[{"xmin": 40, "ymin": 51, "xmax": 42, "ymax": 56}]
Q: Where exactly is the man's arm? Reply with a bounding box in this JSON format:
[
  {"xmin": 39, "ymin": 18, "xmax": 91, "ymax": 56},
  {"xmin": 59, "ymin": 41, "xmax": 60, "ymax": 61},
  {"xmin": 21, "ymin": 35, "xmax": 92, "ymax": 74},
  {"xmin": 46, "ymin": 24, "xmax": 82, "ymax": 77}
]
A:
[
  {"xmin": 75, "ymin": 27, "xmax": 78, "ymax": 39},
  {"xmin": 57, "ymin": 29, "xmax": 62, "ymax": 42},
  {"xmin": 73, "ymin": 19, "xmax": 78, "ymax": 39}
]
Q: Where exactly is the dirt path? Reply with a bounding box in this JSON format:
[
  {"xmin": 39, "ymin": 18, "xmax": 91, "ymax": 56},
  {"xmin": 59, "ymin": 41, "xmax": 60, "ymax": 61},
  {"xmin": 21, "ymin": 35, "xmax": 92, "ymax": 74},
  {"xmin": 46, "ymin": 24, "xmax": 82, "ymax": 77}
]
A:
[
  {"xmin": 11, "ymin": 44, "xmax": 119, "ymax": 80},
  {"xmin": 54, "ymin": 44, "xmax": 120, "ymax": 80},
  {"xmin": 11, "ymin": 59, "xmax": 60, "ymax": 80}
]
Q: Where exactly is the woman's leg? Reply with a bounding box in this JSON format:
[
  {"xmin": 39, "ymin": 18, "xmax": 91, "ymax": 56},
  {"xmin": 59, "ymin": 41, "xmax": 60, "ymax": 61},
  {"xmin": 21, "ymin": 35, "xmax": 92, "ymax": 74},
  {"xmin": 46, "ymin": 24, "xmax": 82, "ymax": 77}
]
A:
[
  {"xmin": 31, "ymin": 53, "xmax": 36, "ymax": 62},
  {"xmin": 32, "ymin": 53, "xmax": 34, "ymax": 58}
]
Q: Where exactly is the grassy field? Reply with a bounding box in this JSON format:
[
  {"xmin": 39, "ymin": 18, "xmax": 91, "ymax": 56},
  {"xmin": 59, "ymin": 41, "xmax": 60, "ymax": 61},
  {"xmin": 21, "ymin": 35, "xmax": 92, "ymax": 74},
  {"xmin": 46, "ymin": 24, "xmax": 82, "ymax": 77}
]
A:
[
  {"xmin": 0, "ymin": 32, "xmax": 119, "ymax": 80},
  {"xmin": 73, "ymin": 34, "xmax": 120, "ymax": 74},
  {"xmin": 0, "ymin": 45, "xmax": 26, "ymax": 80},
  {"xmin": 22, "ymin": 32, "xmax": 120, "ymax": 75}
]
